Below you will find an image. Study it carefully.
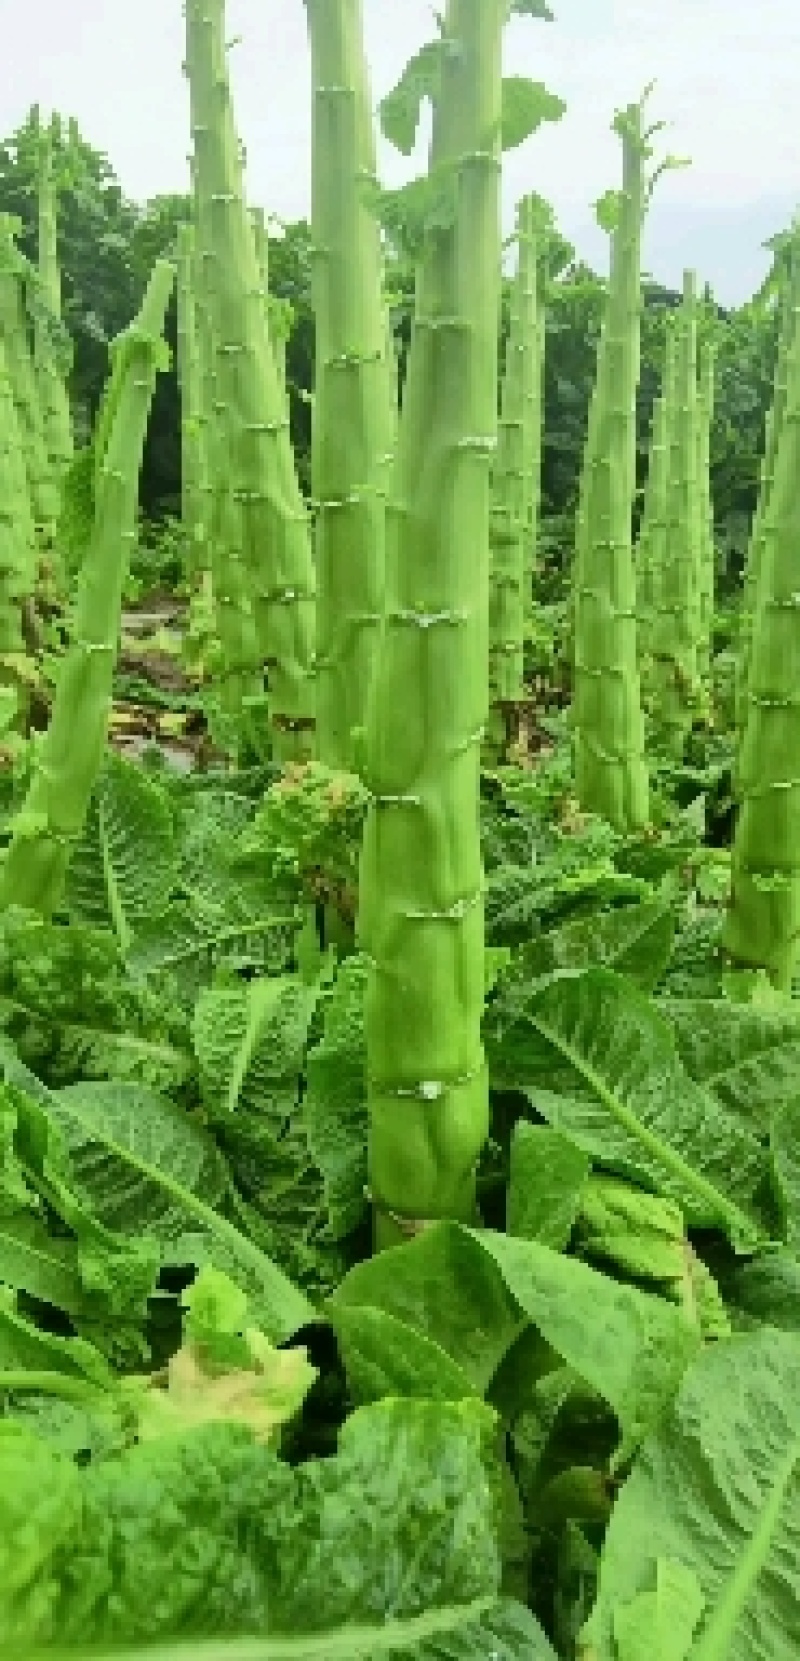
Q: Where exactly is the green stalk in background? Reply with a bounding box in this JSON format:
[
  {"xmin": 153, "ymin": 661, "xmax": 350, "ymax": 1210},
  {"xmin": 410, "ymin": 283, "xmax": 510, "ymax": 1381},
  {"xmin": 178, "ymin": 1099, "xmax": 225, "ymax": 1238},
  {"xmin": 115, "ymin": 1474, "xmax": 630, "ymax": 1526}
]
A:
[
  {"xmin": 251, "ymin": 206, "xmax": 293, "ymax": 400},
  {"xmin": 182, "ymin": 83, "xmax": 260, "ymax": 753},
  {"xmin": 177, "ymin": 214, "xmax": 218, "ymax": 684},
  {"xmin": 525, "ymin": 195, "xmax": 550, "ymax": 590},
  {"xmin": 176, "ymin": 221, "xmax": 209, "ymax": 592},
  {"xmin": 0, "ymin": 214, "xmax": 59, "ymax": 542},
  {"xmin": 185, "ymin": 0, "xmax": 316, "ymax": 763},
  {"xmin": 359, "ymin": 0, "xmax": 502, "ymax": 1246},
  {"xmin": 384, "ymin": 302, "xmax": 400, "ymax": 457},
  {"xmin": 723, "ymin": 286, "xmax": 800, "ymax": 989},
  {"xmin": 360, "ymin": 0, "xmax": 557, "ymax": 1247},
  {"xmin": 647, "ymin": 269, "xmax": 704, "ymax": 751},
  {"xmin": 572, "ymin": 94, "xmax": 656, "ymax": 832},
  {"xmin": 0, "ymin": 332, "xmax": 37, "ymax": 702},
  {"xmin": 488, "ymin": 194, "xmax": 540, "ymax": 757},
  {"xmin": 636, "ymin": 315, "xmax": 676, "ymax": 674},
  {"xmin": 484, "ymin": 195, "xmax": 547, "ymax": 760},
  {"xmin": 305, "ymin": 0, "xmax": 389, "ymax": 772},
  {"xmin": 0, "ymin": 260, "xmax": 174, "ymax": 917},
  {"xmin": 695, "ymin": 323, "xmax": 716, "ymax": 688},
  {"xmin": 33, "ymin": 113, "xmax": 74, "ymax": 491},
  {"xmin": 736, "ymin": 230, "xmax": 800, "ymax": 737}
]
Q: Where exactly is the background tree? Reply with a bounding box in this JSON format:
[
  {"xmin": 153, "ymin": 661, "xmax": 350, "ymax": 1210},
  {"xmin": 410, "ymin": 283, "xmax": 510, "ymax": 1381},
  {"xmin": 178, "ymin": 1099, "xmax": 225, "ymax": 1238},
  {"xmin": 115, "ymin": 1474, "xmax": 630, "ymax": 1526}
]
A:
[{"xmin": 0, "ymin": 105, "xmax": 782, "ymax": 600}]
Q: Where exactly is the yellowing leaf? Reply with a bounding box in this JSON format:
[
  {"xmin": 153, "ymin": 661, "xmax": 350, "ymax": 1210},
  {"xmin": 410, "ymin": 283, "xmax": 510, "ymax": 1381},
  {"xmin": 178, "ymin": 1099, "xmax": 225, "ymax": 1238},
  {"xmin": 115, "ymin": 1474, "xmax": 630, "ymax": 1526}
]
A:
[{"xmin": 135, "ymin": 1337, "xmax": 315, "ymax": 1445}]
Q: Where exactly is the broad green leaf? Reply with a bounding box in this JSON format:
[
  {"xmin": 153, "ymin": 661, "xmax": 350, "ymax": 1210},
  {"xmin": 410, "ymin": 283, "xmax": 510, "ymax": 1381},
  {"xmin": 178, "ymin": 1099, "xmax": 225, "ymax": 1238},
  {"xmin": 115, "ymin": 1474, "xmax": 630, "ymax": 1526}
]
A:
[
  {"xmin": 574, "ymin": 1173, "xmax": 711, "ymax": 1270},
  {"xmin": 0, "ymin": 909, "xmax": 188, "ymax": 1091},
  {"xmin": 517, "ymin": 895, "xmax": 677, "ymax": 991},
  {"xmin": 511, "ymin": 1365, "xmax": 616, "ymax": 1504},
  {"xmin": 330, "ymin": 1303, "xmax": 476, "ymax": 1405},
  {"xmin": 379, "ymin": 41, "xmax": 444, "ymax": 154},
  {"xmin": 332, "ymin": 1224, "xmax": 522, "ymax": 1396},
  {"xmin": 507, "ymin": 1122, "xmax": 590, "ymax": 1247},
  {"xmin": 54, "ymin": 1024, "xmax": 191, "ymax": 1091},
  {"xmin": 193, "ymin": 973, "xmax": 315, "ymax": 1129},
  {"xmin": 12, "ymin": 1069, "xmax": 314, "ymax": 1343},
  {"xmin": 661, "ymin": 996, "xmax": 800, "ymax": 1134},
  {"xmin": 52, "ymin": 1079, "xmax": 229, "ymax": 1243},
  {"xmin": 501, "ymin": 79, "xmax": 566, "ymax": 151},
  {"xmin": 4, "ymin": 1084, "xmax": 160, "ymax": 1358},
  {"xmin": 0, "ymin": 1396, "xmax": 556, "ymax": 1657},
  {"xmin": 473, "ymin": 1230, "xmax": 697, "ymax": 1461},
  {"xmin": 0, "ymin": 1289, "xmax": 111, "ymax": 1386},
  {"xmin": 486, "ymin": 968, "xmax": 770, "ymax": 1249},
  {"xmin": 67, "ymin": 751, "xmax": 176, "ymax": 947},
  {"xmin": 333, "ymin": 1224, "xmax": 696, "ymax": 1459},
  {"xmin": 10, "ymin": 1601, "xmax": 551, "ymax": 1659},
  {"xmin": 127, "ymin": 900, "xmax": 296, "ymax": 987},
  {"xmin": 595, "ymin": 187, "xmax": 621, "ymax": 234},
  {"xmin": 770, "ymin": 1097, "xmax": 800, "ymax": 1246},
  {"xmin": 581, "ymin": 1329, "xmax": 800, "ymax": 1661},
  {"xmin": 510, "ymin": 0, "xmax": 555, "ymax": 16},
  {"xmin": 721, "ymin": 1249, "xmax": 800, "ymax": 1334},
  {"xmin": 611, "ymin": 1558, "xmax": 705, "ymax": 1661},
  {"xmin": 0, "ymin": 1211, "xmax": 91, "ymax": 1323},
  {"xmin": 303, "ymin": 956, "xmax": 368, "ymax": 1239},
  {"xmin": 364, "ymin": 169, "xmax": 459, "ymax": 253}
]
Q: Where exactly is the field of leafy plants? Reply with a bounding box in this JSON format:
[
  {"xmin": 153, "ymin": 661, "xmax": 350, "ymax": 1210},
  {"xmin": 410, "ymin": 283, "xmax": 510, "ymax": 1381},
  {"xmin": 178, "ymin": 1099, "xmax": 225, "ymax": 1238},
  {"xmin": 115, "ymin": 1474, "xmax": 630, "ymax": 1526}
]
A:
[{"xmin": 0, "ymin": 1, "xmax": 798, "ymax": 1658}]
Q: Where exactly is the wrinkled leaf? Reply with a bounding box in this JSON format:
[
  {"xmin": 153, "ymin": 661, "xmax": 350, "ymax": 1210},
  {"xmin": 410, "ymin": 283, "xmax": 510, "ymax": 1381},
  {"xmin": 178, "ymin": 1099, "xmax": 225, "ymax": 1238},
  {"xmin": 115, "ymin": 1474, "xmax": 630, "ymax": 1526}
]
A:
[{"xmin": 581, "ymin": 1329, "xmax": 800, "ymax": 1661}]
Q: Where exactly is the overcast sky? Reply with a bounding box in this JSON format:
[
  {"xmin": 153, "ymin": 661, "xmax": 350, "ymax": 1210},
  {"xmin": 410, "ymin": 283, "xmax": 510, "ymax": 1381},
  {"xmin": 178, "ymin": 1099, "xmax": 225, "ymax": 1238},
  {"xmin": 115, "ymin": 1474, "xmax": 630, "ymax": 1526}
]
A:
[{"xmin": 2, "ymin": 0, "xmax": 798, "ymax": 305}]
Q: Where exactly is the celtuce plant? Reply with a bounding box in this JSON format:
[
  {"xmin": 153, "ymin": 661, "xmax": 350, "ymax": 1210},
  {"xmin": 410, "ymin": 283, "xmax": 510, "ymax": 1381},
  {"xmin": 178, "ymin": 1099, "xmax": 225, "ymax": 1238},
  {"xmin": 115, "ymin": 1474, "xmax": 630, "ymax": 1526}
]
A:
[
  {"xmin": 736, "ymin": 228, "xmax": 800, "ymax": 736},
  {"xmin": 723, "ymin": 282, "xmax": 800, "ymax": 989},
  {"xmin": 33, "ymin": 112, "xmax": 73, "ymax": 491},
  {"xmin": 0, "ymin": 259, "xmax": 174, "ymax": 916},
  {"xmin": 488, "ymin": 195, "xmax": 540, "ymax": 755},
  {"xmin": 0, "ymin": 334, "xmax": 36, "ymax": 695},
  {"xmin": 572, "ymin": 94, "xmax": 655, "ymax": 832},
  {"xmin": 358, "ymin": 0, "xmax": 505, "ymax": 1246},
  {"xmin": 304, "ymin": 0, "xmax": 390, "ymax": 772},
  {"xmin": 185, "ymin": 0, "xmax": 316, "ymax": 762},
  {"xmin": 360, "ymin": 0, "xmax": 557, "ymax": 1246},
  {"xmin": 636, "ymin": 316, "xmax": 676, "ymax": 671},
  {"xmin": 175, "ymin": 221, "xmax": 208, "ymax": 593},
  {"xmin": 3, "ymin": 12, "xmax": 800, "ymax": 1658},
  {"xmin": 525, "ymin": 195, "xmax": 550, "ymax": 587},
  {"xmin": 696, "ymin": 324, "xmax": 716, "ymax": 687},
  {"xmin": 0, "ymin": 214, "xmax": 59, "ymax": 541},
  {"xmin": 648, "ymin": 268, "xmax": 704, "ymax": 750},
  {"xmin": 251, "ymin": 206, "xmax": 292, "ymax": 401}
]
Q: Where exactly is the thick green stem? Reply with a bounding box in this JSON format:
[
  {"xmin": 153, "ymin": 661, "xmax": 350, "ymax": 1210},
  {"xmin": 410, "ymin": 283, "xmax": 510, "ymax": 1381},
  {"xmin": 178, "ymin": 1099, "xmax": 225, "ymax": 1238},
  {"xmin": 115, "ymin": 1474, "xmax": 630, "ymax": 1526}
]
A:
[
  {"xmin": 185, "ymin": 0, "xmax": 316, "ymax": 763},
  {"xmin": 572, "ymin": 100, "xmax": 650, "ymax": 831},
  {"xmin": 0, "ymin": 332, "xmax": 36, "ymax": 682},
  {"xmin": 636, "ymin": 318, "xmax": 676, "ymax": 674},
  {"xmin": 0, "ymin": 214, "xmax": 59, "ymax": 541},
  {"xmin": 723, "ymin": 292, "xmax": 800, "ymax": 989},
  {"xmin": 176, "ymin": 222, "xmax": 209, "ymax": 591},
  {"xmin": 488, "ymin": 195, "xmax": 538, "ymax": 756},
  {"xmin": 737, "ymin": 240, "xmax": 800, "ymax": 735},
  {"xmin": 525, "ymin": 204, "xmax": 547, "ymax": 589},
  {"xmin": 251, "ymin": 206, "xmax": 291, "ymax": 399},
  {"xmin": 0, "ymin": 261, "xmax": 174, "ymax": 916},
  {"xmin": 34, "ymin": 116, "xmax": 73, "ymax": 493},
  {"xmin": 696, "ymin": 329, "xmax": 716, "ymax": 687},
  {"xmin": 305, "ymin": 0, "xmax": 389, "ymax": 772},
  {"xmin": 648, "ymin": 269, "xmax": 704, "ymax": 750},
  {"xmin": 359, "ymin": 0, "xmax": 503, "ymax": 1247}
]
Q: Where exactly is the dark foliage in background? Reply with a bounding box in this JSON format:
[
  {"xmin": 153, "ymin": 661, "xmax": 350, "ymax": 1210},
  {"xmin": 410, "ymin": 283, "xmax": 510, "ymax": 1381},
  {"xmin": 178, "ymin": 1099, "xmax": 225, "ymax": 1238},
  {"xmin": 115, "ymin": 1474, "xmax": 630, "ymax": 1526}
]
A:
[{"xmin": 0, "ymin": 107, "xmax": 782, "ymax": 596}]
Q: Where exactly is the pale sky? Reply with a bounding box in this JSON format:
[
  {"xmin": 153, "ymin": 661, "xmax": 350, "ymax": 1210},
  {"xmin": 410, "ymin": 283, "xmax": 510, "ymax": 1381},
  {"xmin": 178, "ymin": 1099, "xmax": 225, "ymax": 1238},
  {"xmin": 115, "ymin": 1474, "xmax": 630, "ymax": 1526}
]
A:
[{"xmin": 2, "ymin": 0, "xmax": 798, "ymax": 304}]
